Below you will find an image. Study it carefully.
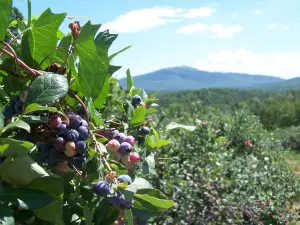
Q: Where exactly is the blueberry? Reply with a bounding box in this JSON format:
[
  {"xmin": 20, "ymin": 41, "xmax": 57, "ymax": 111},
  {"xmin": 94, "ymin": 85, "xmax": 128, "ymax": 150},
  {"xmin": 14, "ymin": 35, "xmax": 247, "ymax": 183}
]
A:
[
  {"xmin": 112, "ymin": 129, "xmax": 120, "ymax": 139},
  {"xmin": 75, "ymin": 140, "xmax": 87, "ymax": 154},
  {"xmin": 50, "ymin": 115, "xmax": 62, "ymax": 129},
  {"xmin": 138, "ymin": 126, "xmax": 150, "ymax": 136},
  {"xmin": 10, "ymin": 95, "xmax": 19, "ymax": 104},
  {"xmin": 3, "ymin": 105, "xmax": 15, "ymax": 118},
  {"xmin": 68, "ymin": 155, "xmax": 86, "ymax": 169},
  {"xmin": 55, "ymin": 137, "xmax": 65, "ymax": 151},
  {"xmin": 81, "ymin": 119, "xmax": 88, "ymax": 128},
  {"xmin": 68, "ymin": 115, "xmax": 82, "ymax": 129},
  {"xmin": 117, "ymin": 175, "xmax": 132, "ymax": 184},
  {"xmin": 132, "ymin": 95, "xmax": 142, "ymax": 106},
  {"xmin": 93, "ymin": 181, "xmax": 110, "ymax": 196},
  {"xmin": 115, "ymin": 132, "xmax": 126, "ymax": 144},
  {"xmin": 106, "ymin": 192, "xmax": 133, "ymax": 209},
  {"xmin": 77, "ymin": 126, "xmax": 89, "ymax": 140},
  {"xmin": 13, "ymin": 100, "xmax": 23, "ymax": 115},
  {"xmin": 65, "ymin": 129, "xmax": 79, "ymax": 142},
  {"xmin": 57, "ymin": 123, "xmax": 68, "ymax": 136},
  {"xmin": 119, "ymin": 142, "xmax": 133, "ymax": 155},
  {"xmin": 124, "ymin": 136, "xmax": 136, "ymax": 147}
]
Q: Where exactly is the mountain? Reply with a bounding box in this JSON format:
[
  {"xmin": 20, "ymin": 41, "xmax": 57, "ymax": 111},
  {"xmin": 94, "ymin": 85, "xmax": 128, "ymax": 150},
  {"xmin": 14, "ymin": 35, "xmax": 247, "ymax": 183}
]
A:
[
  {"xmin": 255, "ymin": 77, "xmax": 300, "ymax": 91},
  {"xmin": 119, "ymin": 66, "xmax": 284, "ymax": 91}
]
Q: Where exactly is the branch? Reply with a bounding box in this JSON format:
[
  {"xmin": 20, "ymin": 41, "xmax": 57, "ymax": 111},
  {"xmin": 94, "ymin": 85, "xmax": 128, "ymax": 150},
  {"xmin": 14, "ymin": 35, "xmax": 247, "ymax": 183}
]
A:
[{"xmin": 69, "ymin": 91, "xmax": 89, "ymax": 123}]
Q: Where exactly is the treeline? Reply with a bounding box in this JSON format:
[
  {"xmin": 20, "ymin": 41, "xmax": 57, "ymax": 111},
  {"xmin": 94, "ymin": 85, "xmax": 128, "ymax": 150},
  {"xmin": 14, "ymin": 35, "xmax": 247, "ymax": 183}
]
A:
[{"xmin": 158, "ymin": 88, "xmax": 300, "ymax": 130}]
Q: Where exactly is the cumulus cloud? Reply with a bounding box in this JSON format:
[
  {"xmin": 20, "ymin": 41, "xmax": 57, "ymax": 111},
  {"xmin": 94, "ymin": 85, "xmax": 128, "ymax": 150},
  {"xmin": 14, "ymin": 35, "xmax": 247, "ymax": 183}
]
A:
[
  {"xmin": 194, "ymin": 49, "xmax": 300, "ymax": 79},
  {"xmin": 176, "ymin": 23, "xmax": 243, "ymax": 38},
  {"xmin": 102, "ymin": 7, "xmax": 215, "ymax": 33},
  {"xmin": 251, "ymin": 9, "xmax": 264, "ymax": 15},
  {"xmin": 268, "ymin": 23, "xmax": 289, "ymax": 30}
]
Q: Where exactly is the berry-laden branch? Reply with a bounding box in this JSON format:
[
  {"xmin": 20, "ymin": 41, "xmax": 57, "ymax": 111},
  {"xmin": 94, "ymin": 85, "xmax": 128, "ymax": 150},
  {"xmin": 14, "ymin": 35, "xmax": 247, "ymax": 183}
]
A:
[{"xmin": 0, "ymin": 41, "xmax": 41, "ymax": 76}]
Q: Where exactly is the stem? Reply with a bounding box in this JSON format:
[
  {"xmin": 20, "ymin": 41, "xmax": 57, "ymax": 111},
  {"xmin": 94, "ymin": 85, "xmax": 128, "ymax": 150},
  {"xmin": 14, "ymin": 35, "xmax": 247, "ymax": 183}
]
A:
[
  {"xmin": 69, "ymin": 91, "xmax": 89, "ymax": 123},
  {"xmin": 27, "ymin": 0, "xmax": 32, "ymax": 27},
  {"xmin": 0, "ymin": 46, "xmax": 41, "ymax": 76}
]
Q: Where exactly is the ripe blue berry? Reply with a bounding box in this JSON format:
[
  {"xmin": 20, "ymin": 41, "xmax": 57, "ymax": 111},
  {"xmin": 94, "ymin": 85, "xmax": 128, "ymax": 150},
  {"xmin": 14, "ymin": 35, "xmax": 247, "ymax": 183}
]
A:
[
  {"xmin": 124, "ymin": 136, "xmax": 136, "ymax": 147},
  {"xmin": 81, "ymin": 119, "xmax": 88, "ymax": 128},
  {"xmin": 3, "ymin": 105, "xmax": 14, "ymax": 118},
  {"xmin": 68, "ymin": 115, "xmax": 82, "ymax": 129},
  {"xmin": 93, "ymin": 180, "xmax": 110, "ymax": 196},
  {"xmin": 77, "ymin": 126, "xmax": 89, "ymax": 140},
  {"xmin": 139, "ymin": 126, "xmax": 150, "ymax": 136},
  {"xmin": 65, "ymin": 129, "xmax": 79, "ymax": 142},
  {"xmin": 57, "ymin": 123, "xmax": 67, "ymax": 135},
  {"xmin": 112, "ymin": 129, "xmax": 120, "ymax": 139},
  {"xmin": 106, "ymin": 192, "xmax": 133, "ymax": 209},
  {"xmin": 55, "ymin": 137, "xmax": 65, "ymax": 151},
  {"xmin": 132, "ymin": 95, "xmax": 142, "ymax": 106},
  {"xmin": 115, "ymin": 132, "xmax": 126, "ymax": 144},
  {"xmin": 117, "ymin": 175, "xmax": 132, "ymax": 184},
  {"xmin": 10, "ymin": 95, "xmax": 19, "ymax": 104},
  {"xmin": 75, "ymin": 140, "xmax": 87, "ymax": 154},
  {"xmin": 68, "ymin": 155, "xmax": 86, "ymax": 169},
  {"xmin": 119, "ymin": 142, "xmax": 133, "ymax": 155},
  {"xmin": 14, "ymin": 100, "xmax": 23, "ymax": 115}
]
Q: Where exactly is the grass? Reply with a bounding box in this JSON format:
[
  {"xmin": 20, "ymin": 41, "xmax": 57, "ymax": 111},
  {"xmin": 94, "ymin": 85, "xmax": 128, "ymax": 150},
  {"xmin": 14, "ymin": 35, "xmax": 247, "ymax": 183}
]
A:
[{"xmin": 285, "ymin": 150, "xmax": 300, "ymax": 176}]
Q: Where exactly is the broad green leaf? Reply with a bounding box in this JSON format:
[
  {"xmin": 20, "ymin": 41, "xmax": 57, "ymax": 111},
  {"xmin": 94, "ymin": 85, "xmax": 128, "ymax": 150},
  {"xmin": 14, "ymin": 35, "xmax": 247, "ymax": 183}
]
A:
[
  {"xmin": 0, "ymin": 0, "xmax": 12, "ymax": 41},
  {"xmin": 0, "ymin": 138, "xmax": 34, "ymax": 157},
  {"xmin": 0, "ymin": 183, "xmax": 53, "ymax": 210},
  {"xmin": 126, "ymin": 177, "xmax": 153, "ymax": 193},
  {"xmin": 124, "ymin": 209, "xmax": 133, "ymax": 225},
  {"xmin": 1, "ymin": 120, "xmax": 30, "ymax": 133},
  {"xmin": 83, "ymin": 205, "xmax": 93, "ymax": 225},
  {"xmin": 146, "ymin": 134, "xmax": 159, "ymax": 149},
  {"xmin": 132, "ymin": 208, "xmax": 158, "ymax": 221},
  {"xmin": 94, "ymin": 29, "xmax": 117, "ymax": 59},
  {"xmin": 158, "ymin": 139, "xmax": 172, "ymax": 148},
  {"xmin": 26, "ymin": 72, "xmax": 69, "ymax": 106},
  {"xmin": 75, "ymin": 21, "xmax": 108, "ymax": 100},
  {"xmin": 109, "ymin": 45, "xmax": 131, "ymax": 60},
  {"xmin": 56, "ymin": 30, "xmax": 64, "ymax": 40},
  {"xmin": 0, "ymin": 203, "xmax": 14, "ymax": 225},
  {"xmin": 131, "ymin": 88, "xmax": 141, "ymax": 96},
  {"xmin": 108, "ymin": 65, "xmax": 122, "ymax": 75},
  {"xmin": 21, "ymin": 8, "xmax": 66, "ymax": 68},
  {"xmin": 87, "ymin": 99, "xmax": 104, "ymax": 126},
  {"xmin": 133, "ymin": 189, "xmax": 174, "ymax": 212},
  {"xmin": 8, "ymin": 20, "xmax": 17, "ymax": 27},
  {"xmin": 143, "ymin": 153, "xmax": 156, "ymax": 175},
  {"xmin": 23, "ymin": 103, "xmax": 57, "ymax": 115},
  {"xmin": 94, "ymin": 200, "xmax": 120, "ymax": 225},
  {"xmin": 93, "ymin": 74, "xmax": 111, "ymax": 109},
  {"xmin": 140, "ymin": 89, "xmax": 148, "ymax": 100},
  {"xmin": 52, "ymin": 34, "xmax": 73, "ymax": 65},
  {"xmin": 131, "ymin": 107, "xmax": 146, "ymax": 124},
  {"xmin": 165, "ymin": 122, "xmax": 196, "ymax": 132},
  {"xmin": 0, "ymin": 68, "xmax": 26, "ymax": 96},
  {"xmin": 0, "ymin": 155, "xmax": 48, "ymax": 187},
  {"xmin": 126, "ymin": 68, "xmax": 133, "ymax": 92},
  {"xmin": 27, "ymin": 176, "xmax": 64, "ymax": 225}
]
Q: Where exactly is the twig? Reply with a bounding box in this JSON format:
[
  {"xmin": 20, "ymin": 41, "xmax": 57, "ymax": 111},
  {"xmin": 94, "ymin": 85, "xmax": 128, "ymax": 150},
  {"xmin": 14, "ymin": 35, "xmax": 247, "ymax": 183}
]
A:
[
  {"xmin": 68, "ymin": 91, "xmax": 89, "ymax": 123},
  {"xmin": 72, "ymin": 165, "xmax": 82, "ymax": 176},
  {"xmin": 105, "ymin": 119, "xmax": 123, "ymax": 126},
  {"xmin": 0, "ymin": 42, "xmax": 41, "ymax": 76}
]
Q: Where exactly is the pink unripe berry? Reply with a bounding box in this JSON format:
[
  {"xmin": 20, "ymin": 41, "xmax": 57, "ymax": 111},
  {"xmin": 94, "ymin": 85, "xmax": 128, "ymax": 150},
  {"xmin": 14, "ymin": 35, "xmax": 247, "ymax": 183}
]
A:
[
  {"xmin": 124, "ymin": 136, "xmax": 136, "ymax": 147},
  {"xmin": 50, "ymin": 115, "xmax": 62, "ymax": 129},
  {"xmin": 106, "ymin": 139, "xmax": 120, "ymax": 153},
  {"xmin": 129, "ymin": 152, "xmax": 141, "ymax": 164},
  {"xmin": 64, "ymin": 142, "xmax": 76, "ymax": 157}
]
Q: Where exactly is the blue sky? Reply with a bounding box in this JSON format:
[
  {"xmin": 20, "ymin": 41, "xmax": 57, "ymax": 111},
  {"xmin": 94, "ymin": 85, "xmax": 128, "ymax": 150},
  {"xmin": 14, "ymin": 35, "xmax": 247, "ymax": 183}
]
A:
[{"xmin": 13, "ymin": 0, "xmax": 300, "ymax": 79}]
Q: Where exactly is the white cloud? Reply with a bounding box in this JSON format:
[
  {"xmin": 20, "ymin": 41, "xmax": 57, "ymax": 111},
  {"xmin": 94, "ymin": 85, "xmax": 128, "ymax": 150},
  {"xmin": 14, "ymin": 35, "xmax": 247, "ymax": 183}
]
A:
[
  {"xmin": 181, "ymin": 7, "xmax": 216, "ymax": 18},
  {"xmin": 251, "ymin": 9, "xmax": 264, "ymax": 15},
  {"xmin": 194, "ymin": 49, "xmax": 300, "ymax": 79},
  {"xmin": 268, "ymin": 23, "xmax": 289, "ymax": 30},
  {"xmin": 102, "ymin": 7, "xmax": 215, "ymax": 33},
  {"xmin": 176, "ymin": 23, "xmax": 243, "ymax": 38}
]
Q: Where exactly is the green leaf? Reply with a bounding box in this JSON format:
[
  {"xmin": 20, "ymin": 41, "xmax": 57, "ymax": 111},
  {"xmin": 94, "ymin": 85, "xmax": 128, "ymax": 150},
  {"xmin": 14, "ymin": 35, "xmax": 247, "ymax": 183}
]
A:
[
  {"xmin": 126, "ymin": 177, "xmax": 153, "ymax": 193},
  {"xmin": 131, "ymin": 107, "xmax": 146, "ymax": 125},
  {"xmin": 109, "ymin": 45, "xmax": 131, "ymax": 60},
  {"xmin": 165, "ymin": 122, "xmax": 196, "ymax": 132},
  {"xmin": 21, "ymin": 8, "xmax": 66, "ymax": 68},
  {"xmin": 87, "ymin": 99, "xmax": 104, "ymax": 126},
  {"xmin": 125, "ymin": 209, "xmax": 133, "ymax": 225},
  {"xmin": 94, "ymin": 29, "xmax": 117, "ymax": 59},
  {"xmin": 0, "ymin": 203, "xmax": 14, "ymax": 225},
  {"xmin": 26, "ymin": 72, "xmax": 69, "ymax": 106},
  {"xmin": 0, "ymin": 183, "xmax": 53, "ymax": 210},
  {"xmin": 0, "ymin": 0, "xmax": 12, "ymax": 41},
  {"xmin": 83, "ymin": 205, "xmax": 93, "ymax": 225},
  {"xmin": 75, "ymin": 21, "xmax": 108, "ymax": 100},
  {"xmin": 94, "ymin": 200, "xmax": 120, "ymax": 225},
  {"xmin": 158, "ymin": 139, "xmax": 172, "ymax": 148},
  {"xmin": 8, "ymin": 20, "xmax": 17, "ymax": 27},
  {"xmin": 131, "ymin": 88, "xmax": 141, "ymax": 96},
  {"xmin": 56, "ymin": 30, "xmax": 64, "ymax": 40},
  {"xmin": 23, "ymin": 103, "xmax": 58, "ymax": 115},
  {"xmin": 133, "ymin": 189, "xmax": 174, "ymax": 212},
  {"xmin": 0, "ymin": 138, "xmax": 34, "ymax": 157},
  {"xmin": 1, "ymin": 119, "xmax": 30, "ymax": 134},
  {"xmin": 108, "ymin": 65, "xmax": 122, "ymax": 75},
  {"xmin": 0, "ymin": 155, "xmax": 48, "ymax": 187},
  {"xmin": 143, "ymin": 153, "xmax": 156, "ymax": 175},
  {"xmin": 93, "ymin": 75, "xmax": 111, "ymax": 109},
  {"xmin": 52, "ymin": 34, "xmax": 73, "ymax": 65},
  {"xmin": 27, "ymin": 176, "xmax": 64, "ymax": 225},
  {"xmin": 126, "ymin": 69, "xmax": 133, "ymax": 92}
]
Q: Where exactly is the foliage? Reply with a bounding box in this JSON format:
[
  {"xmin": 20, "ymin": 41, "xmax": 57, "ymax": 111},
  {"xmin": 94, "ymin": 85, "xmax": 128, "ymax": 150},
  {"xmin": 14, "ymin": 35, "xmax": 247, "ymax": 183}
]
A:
[{"xmin": 0, "ymin": 1, "xmax": 180, "ymax": 224}]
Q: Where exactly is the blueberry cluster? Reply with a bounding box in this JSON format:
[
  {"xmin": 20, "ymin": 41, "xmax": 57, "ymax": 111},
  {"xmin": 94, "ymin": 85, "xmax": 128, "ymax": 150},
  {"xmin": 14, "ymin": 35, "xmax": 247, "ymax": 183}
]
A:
[
  {"xmin": 102, "ymin": 129, "xmax": 142, "ymax": 167},
  {"xmin": 93, "ymin": 175, "xmax": 133, "ymax": 209},
  {"xmin": 131, "ymin": 95, "xmax": 146, "ymax": 108},
  {"xmin": 3, "ymin": 90, "xmax": 28, "ymax": 118},
  {"xmin": 37, "ymin": 113, "xmax": 89, "ymax": 171}
]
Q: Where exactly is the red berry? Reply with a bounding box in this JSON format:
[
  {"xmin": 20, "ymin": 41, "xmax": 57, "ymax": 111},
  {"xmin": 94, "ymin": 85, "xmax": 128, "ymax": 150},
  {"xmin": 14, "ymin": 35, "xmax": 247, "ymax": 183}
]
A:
[
  {"xmin": 106, "ymin": 140, "xmax": 120, "ymax": 153},
  {"xmin": 129, "ymin": 152, "xmax": 141, "ymax": 164},
  {"xmin": 50, "ymin": 115, "xmax": 62, "ymax": 129}
]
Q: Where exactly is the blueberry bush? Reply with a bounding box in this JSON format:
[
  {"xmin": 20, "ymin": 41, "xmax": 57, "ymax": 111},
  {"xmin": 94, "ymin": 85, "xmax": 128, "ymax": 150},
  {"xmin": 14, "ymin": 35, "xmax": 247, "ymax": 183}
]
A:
[{"xmin": 0, "ymin": 1, "xmax": 186, "ymax": 224}]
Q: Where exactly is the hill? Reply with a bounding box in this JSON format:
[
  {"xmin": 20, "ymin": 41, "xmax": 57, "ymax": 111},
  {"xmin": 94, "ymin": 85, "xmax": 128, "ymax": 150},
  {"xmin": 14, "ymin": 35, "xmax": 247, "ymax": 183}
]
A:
[{"xmin": 119, "ymin": 66, "xmax": 284, "ymax": 91}]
